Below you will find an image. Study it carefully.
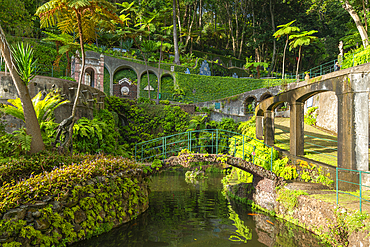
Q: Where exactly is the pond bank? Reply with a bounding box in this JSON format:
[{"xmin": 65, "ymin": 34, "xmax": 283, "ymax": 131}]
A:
[
  {"xmin": 225, "ymin": 182, "xmax": 370, "ymax": 246},
  {"xmin": 0, "ymin": 157, "xmax": 151, "ymax": 247}
]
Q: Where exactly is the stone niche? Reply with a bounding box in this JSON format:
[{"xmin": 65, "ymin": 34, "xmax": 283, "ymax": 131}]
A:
[{"xmin": 113, "ymin": 78, "xmax": 137, "ymax": 100}]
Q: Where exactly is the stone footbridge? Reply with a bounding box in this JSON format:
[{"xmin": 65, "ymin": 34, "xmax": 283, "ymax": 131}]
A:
[{"xmin": 142, "ymin": 153, "xmax": 284, "ymax": 211}]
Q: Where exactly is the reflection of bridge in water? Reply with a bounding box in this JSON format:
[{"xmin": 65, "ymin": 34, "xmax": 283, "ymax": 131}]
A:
[{"xmin": 135, "ymin": 129, "xmax": 282, "ymax": 211}]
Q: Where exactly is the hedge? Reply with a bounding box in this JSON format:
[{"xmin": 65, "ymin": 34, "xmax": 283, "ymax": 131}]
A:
[{"xmin": 160, "ymin": 73, "xmax": 293, "ymax": 103}]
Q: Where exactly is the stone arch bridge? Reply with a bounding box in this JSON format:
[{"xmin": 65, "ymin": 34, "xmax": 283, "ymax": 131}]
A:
[
  {"xmin": 255, "ymin": 63, "xmax": 370, "ymax": 173},
  {"xmin": 145, "ymin": 153, "xmax": 284, "ymax": 211}
]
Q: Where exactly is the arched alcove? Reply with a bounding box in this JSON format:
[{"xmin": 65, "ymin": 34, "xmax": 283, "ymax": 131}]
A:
[
  {"xmin": 245, "ymin": 96, "xmax": 257, "ymax": 114},
  {"xmin": 161, "ymin": 74, "xmax": 175, "ymax": 100},
  {"xmin": 84, "ymin": 67, "xmax": 95, "ymax": 88},
  {"xmin": 260, "ymin": 92, "xmax": 273, "ymax": 101},
  {"xmin": 140, "ymin": 71, "xmax": 158, "ymax": 99}
]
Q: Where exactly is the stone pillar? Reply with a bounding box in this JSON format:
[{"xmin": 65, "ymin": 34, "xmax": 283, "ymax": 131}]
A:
[
  {"xmin": 263, "ymin": 110, "xmax": 274, "ymax": 146},
  {"xmin": 290, "ymin": 101, "xmax": 304, "ymax": 156},
  {"xmin": 98, "ymin": 54, "xmax": 104, "ymax": 92},
  {"xmin": 109, "ymin": 72, "xmax": 114, "ymax": 96},
  {"xmin": 337, "ymin": 80, "xmax": 368, "ymax": 171},
  {"xmin": 256, "ymin": 115, "xmax": 264, "ymax": 140},
  {"xmin": 137, "ymin": 74, "xmax": 141, "ymax": 98}
]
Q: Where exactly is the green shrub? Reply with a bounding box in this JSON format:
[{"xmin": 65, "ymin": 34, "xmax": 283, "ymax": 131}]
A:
[
  {"xmin": 0, "ymin": 151, "xmax": 87, "ymax": 186},
  {"xmin": 0, "ymin": 156, "xmax": 145, "ymax": 246},
  {"xmin": 161, "ymin": 73, "xmax": 293, "ymax": 103},
  {"xmin": 304, "ymin": 106, "xmax": 318, "ymax": 126},
  {"xmin": 73, "ymin": 109, "xmax": 124, "ymax": 155},
  {"xmin": 105, "ymin": 96, "xmax": 190, "ymax": 153}
]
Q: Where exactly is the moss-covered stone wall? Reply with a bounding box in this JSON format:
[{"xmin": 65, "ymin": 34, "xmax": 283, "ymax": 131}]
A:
[{"xmin": 0, "ymin": 158, "xmax": 150, "ymax": 247}]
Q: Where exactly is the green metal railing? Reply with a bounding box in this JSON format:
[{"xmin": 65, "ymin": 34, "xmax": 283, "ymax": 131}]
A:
[
  {"xmin": 0, "ymin": 62, "xmax": 68, "ymax": 79},
  {"xmin": 336, "ymin": 168, "xmax": 370, "ymax": 212},
  {"xmin": 135, "ymin": 129, "xmax": 274, "ymax": 171}
]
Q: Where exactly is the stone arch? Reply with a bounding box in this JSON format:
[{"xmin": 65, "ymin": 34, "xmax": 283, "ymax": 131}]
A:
[
  {"xmin": 84, "ymin": 67, "xmax": 95, "ymax": 88},
  {"xmin": 140, "ymin": 70, "xmax": 158, "ymax": 99},
  {"xmin": 161, "ymin": 74, "xmax": 175, "ymax": 100},
  {"xmin": 275, "ymin": 102, "xmax": 290, "ymax": 112},
  {"xmin": 113, "ymin": 66, "xmax": 138, "ymax": 84},
  {"xmin": 245, "ymin": 96, "xmax": 257, "ymax": 114},
  {"xmin": 254, "ymin": 69, "xmax": 370, "ymax": 173},
  {"xmin": 260, "ymin": 92, "xmax": 273, "ymax": 102}
]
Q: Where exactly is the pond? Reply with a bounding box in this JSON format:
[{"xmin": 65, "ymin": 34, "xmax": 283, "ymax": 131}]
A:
[{"xmin": 72, "ymin": 171, "xmax": 328, "ymax": 247}]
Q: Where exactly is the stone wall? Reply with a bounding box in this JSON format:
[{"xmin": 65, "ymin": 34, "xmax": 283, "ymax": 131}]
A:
[
  {"xmin": 0, "ymin": 72, "xmax": 106, "ymax": 133},
  {"xmin": 226, "ymin": 180, "xmax": 370, "ymax": 246},
  {"xmin": 0, "ymin": 172, "xmax": 149, "ymax": 246}
]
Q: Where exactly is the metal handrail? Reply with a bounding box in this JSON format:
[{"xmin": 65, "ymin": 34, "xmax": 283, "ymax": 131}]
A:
[
  {"xmin": 135, "ymin": 129, "xmax": 274, "ymax": 171},
  {"xmin": 336, "ymin": 168, "xmax": 370, "ymax": 212}
]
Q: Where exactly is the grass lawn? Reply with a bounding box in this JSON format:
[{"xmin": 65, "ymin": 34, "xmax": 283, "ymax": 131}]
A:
[
  {"xmin": 274, "ymin": 117, "xmax": 338, "ymax": 166},
  {"xmin": 310, "ymin": 190, "xmax": 370, "ymax": 213}
]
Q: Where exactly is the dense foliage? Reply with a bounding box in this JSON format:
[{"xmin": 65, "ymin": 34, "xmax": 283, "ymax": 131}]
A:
[
  {"xmin": 0, "ymin": 155, "xmax": 147, "ymax": 246},
  {"xmin": 0, "ymin": 151, "xmax": 87, "ymax": 186},
  {"xmin": 2, "ymin": 0, "xmax": 368, "ymax": 77},
  {"xmin": 164, "ymin": 73, "xmax": 293, "ymax": 102},
  {"xmin": 105, "ymin": 96, "xmax": 190, "ymax": 152}
]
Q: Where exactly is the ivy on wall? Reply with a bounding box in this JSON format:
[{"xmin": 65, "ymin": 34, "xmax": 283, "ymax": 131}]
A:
[
  {"xmin": 161, "ymin": 73, "xmax": 293, "ymax": 103},
  {"xmin": 103, "ymin": 67, "xmax": 110, "ymax": 96},
  {"xmin": 139, "ymin": 73, "xmax": 158, "ymax": 99},
  {"xmin": 113, "ymin": 69, "xmax": 137, "ymax": 84}
]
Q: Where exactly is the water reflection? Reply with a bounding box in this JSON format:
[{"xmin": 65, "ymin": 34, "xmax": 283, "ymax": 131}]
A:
[{"xmin": 71, "ymin": 171, "xmax": 327, "ymax": 247}]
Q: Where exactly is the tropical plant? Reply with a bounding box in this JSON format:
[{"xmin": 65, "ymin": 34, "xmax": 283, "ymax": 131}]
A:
[
  {"xmin": 273, "ymin": 20, "xmax": 300, "ymax": 79},
  {"xmin": 42, "ymin": 31, "xmax": 79, "ymax": 75},
  {"xmin": 0, "ymin": 26, "xmax": 45, "ymax": 153},
  {"xmin": 289, "ymin": 30, "xmax": 318, "ymax": 81},
  {"xmin": 0, "ymin": 91, "xmax": 70, "ymax": 124},
  {"xmin": 11, "ymin": 42, "xmax": 39, "ymax": 85},
  {"xmin": 36, "ymin": 0, "xmax": 122, "ymax": 152}
]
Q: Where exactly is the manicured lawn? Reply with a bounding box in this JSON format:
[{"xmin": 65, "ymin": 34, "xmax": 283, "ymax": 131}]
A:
[{"xmin": 274, "ymin": 117, "xmax": 338, "ymax": 166}]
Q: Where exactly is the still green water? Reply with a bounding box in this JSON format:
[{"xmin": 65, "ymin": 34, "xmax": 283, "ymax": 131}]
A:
[{"xmin": 72, "ymin": 171, "xmax": 327, "ymax": 247}]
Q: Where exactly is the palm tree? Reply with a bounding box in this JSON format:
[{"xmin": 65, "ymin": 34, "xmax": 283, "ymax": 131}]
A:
[
  {"xmin": 273, "ymin": 20, "xmax": 300, "ymax": 79},
  {"xmin": 0, "ymin": 26, "xmax": 45, "ymax": 153},
  {"xmin": 42, "ymin": 31, "xmax": 79, "ymax": 76},
  {"xmin": 36, "ymin": 0, "xmax": 121, "ymax": 152},
  {"xmin": 289, "ymin": 30, "xmax": 318, "ymax": 81}
]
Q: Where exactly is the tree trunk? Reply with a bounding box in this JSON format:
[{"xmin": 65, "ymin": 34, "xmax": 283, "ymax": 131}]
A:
[
  {"xmin": 268, "ymin": 0, "xmax": 276, "ymax": 77},
  {"xmin": 66, "ymin": 50, "xmax": 70, "ymax": 76},
  {"xmin": 0, "ymin": 25, "xmax": 45, "ymax": 154},
  {"xmin": 177, "ymin": 0, "xmax": 183, "ymax": 43},
  {"xmin": 296, "ymin": 46, "xmax": 301, "ymax": 82},
  {"xmin": 65, "ymin": 10, "xmax": 86, "ymax": 153},
  {"xmin": 185, "ymin": 3, "xmax": 197, "ymax": 49},
  {"xmin": 173, "ymin": 0, "xmax": 181, "ymax": 65},
  {"xmin": 157, "ymin": 38, "xmax": 163, "ymax": 105},
  {"xmin": 226, "ymin": 2, "xmax": 236, "ymax": 56},
  {"xmin": 282, "ymin": 37, "xmax": 289, "ymax": 79},
  {"xmin": 133, "ymin": 39, "xmax": 151, "ymax": 99},
  {"xmin": 235, "ymin": 0, "xmax": 239, "ymax": 53},
  {"xmin": 198, "ymin": 0, "xmax": 203, "ymax": 48},
  {"xmin": 362, "ymin": 0, "xmax": 368, "ymax": 31},
  {"xmin": 342, "ymin": 0, "xmax": 369, "ymax": 48}
]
